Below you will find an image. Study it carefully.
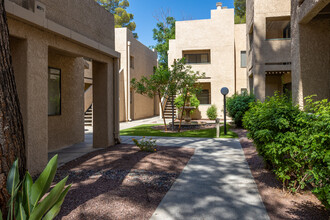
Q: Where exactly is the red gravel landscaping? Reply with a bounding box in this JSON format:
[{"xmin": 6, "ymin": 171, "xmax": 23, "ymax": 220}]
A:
[
  {"xmin": 53, "ymin": 144, "xmax": 194, "ymax": 220},
  {"xmin": 233, "ymin": 128, "xmax": 330, "ymax": 220}
]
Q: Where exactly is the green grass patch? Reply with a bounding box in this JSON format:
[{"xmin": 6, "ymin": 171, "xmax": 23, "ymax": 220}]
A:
[{"xmin": 120, "ymin": 124, "xmax": 238, "ymax": 138}]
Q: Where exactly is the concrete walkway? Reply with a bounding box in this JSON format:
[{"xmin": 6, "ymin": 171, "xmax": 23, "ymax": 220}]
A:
[
  {"xmin": 48, "ymin": 117, "xmax": 163, "ymax": 167},
  {"xmin": 122, "ymin": 136, "xmax": 269, "ymax": 220}
]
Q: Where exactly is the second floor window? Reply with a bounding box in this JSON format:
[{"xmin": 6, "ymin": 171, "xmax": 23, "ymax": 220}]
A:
[{"xmin": 183, "ymin": 50, "xmax": 210, "ymax": 64}]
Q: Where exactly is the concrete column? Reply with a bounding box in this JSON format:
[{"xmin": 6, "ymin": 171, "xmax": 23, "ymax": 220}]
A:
[
  {"xmin": 127, "ymin": 41, "xmax": 131, "ymax": 121},
  {"xmin": 92, "ymin": 60, "xmax": 115, "ymax": 148},
  {"xmin": 113, "ymin": 58, "xmax": 120, "ymax": 143},
  {"xmin": 25, "ymin": 39, "xmax": 48, "ymax": 174}
]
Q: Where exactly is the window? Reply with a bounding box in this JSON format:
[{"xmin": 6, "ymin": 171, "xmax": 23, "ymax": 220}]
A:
[
  {"xmin": 197, "ymin": 89, "xmax": 211, "ymax": 104},
  {"xmin": 130, "ymin": 56, "xmax": 134, "ymax": 69},
  {"xmin": 266, "ymin": 17, "xmax": 291, "ymax": 39},
  {"xmin": 240, "ymin": 51, "xmax": 247, "ymax": 68},
  {"xmin": 48, "ymin": 67, "xmax": 61, "ymax": 116},
  {"xmin": 183, "ymin": 50, "xmax": 210, "ymax": 64}
]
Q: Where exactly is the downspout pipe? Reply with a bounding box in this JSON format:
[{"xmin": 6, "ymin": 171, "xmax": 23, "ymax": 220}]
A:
[{"xmin": 127, "ymin": 41, "xmax": 132, "ymax": 121}]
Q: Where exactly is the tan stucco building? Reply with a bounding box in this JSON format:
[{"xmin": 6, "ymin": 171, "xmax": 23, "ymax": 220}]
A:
[
  {"xmin": 291, "ymin": 0, "xmax": 330, "ymax": 107},
  {"xmin": 168, "ymin": 3, "xmax": 247, "ymax": 119},
  {"xmin": 115, "ymin": 28, "xmax": 159, "ymax": 122},
  {"xmin": 6, "ymin": 0, "xmax": 120, "ymax": 174},
  {"xmin": 246, "ymin": 0, "xmax": 292, "ymax": 101}
]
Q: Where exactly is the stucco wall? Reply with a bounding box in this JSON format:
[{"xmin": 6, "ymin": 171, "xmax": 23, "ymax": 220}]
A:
[
  {"xmin": 235, "ymin": 24, "xmax": 247, "ymax": 93},
  {"xmin": 291, "ymin": 0, "xmax": 330, "ymax": 107},
  {"xmin": 247, "ymin": 0, "xmax": 291, "ymax": 101},
  {"xmin": 116, "ymin": 28, "xmax": 158, "ymax": 121},
  {"xmin": 7, "ymin": 0, "xmax": 115, "ymax": 49},
  {"xmin": 48, "ymin": 52, "xmax": 84, "ymax": 151},
  {"xmin": 7, "ymin": 14, "xmax": 117, "ymax": 174},
  {"xmin": 169, "ymin": 7, "xmax": 236, "ymax": 118}
]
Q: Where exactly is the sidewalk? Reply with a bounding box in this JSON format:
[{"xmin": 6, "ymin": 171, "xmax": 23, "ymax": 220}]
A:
[
  {"xmin": 49, "ymin": 116, "xmax": 163, "ymax": 167},
  {"xmin": 122, "ymin": 136, "xmax": 269, "ymax": 220}
]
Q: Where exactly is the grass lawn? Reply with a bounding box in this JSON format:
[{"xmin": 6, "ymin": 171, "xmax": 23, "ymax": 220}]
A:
[{"xmin": 120, "ymin": 124, "xmax": 238, "ymax": 138}]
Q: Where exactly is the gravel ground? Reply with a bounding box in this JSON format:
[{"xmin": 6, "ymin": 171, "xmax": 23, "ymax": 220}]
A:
[
  {"xmin": 233, "ymin": 128, "xmax": 330, "ymax": 220},
  {"xmin": 53, "ymin": 144, "xmax": 194, "ymax": 220}
]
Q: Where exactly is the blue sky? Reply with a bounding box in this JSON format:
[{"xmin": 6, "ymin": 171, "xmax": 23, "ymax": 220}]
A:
[{"xmin": 128, "ymin": 0, "xmax": 235, "ymax": 47}]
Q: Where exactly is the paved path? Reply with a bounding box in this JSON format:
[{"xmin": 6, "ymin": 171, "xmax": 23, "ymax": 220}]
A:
[
  {"xmin": 122, "ymin": 136, "xmax": 269, "ymax": 220},
  {"xmin": 49, "ymin": 117, "xmax": 163, "ymax": 166}
]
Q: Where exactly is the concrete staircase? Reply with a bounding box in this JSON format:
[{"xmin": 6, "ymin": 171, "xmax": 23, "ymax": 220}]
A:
[
  {"xmin": 84, "ymin": 105, "xmax": 93, "ymax": 126},
  {"xmin": 163, "ymin": 95, "xmax": 177, "ymax": 120}
]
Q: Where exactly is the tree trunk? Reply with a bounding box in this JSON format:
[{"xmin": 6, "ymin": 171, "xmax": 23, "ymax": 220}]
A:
[
  {"xmin": 0, "ymin": 0, "xmax": 26, "ymax": 216},
  {"xmin": 178, "ymin": 94, "xmax": 187, "ymax": 133},
  {"xmin": 158, "ymin": 92, "xmax": 167, "ymax": 131}
]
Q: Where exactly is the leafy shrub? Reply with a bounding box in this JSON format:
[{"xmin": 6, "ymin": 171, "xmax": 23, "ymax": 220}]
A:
[
  {"xmin": 175, "ymin": 94, "xmax": 200, "ymax": 115},
  {"xmin": 1, "ymin": 155, "xmax": 71, "ymax": 220},
  {"xmin": 207, "ymin": 105, "xmax": 218, "ymax": 120},
  {"xmin": 227, "ymin": 92, "xmax": 255, "ymax": 127},
  {"xmin": 132, "ymin": 137, "xmax": 157, "ymax": 152},
  {"xmin": 243, "ymin": 94, "xmax": 330, "ymax": 208}
]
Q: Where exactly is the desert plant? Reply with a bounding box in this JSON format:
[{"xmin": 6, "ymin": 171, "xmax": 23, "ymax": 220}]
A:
[
  {"xmin": 227, "ymin": 92, "xmax": 255, "ymax": 127},
  {"xmin": 206, "ymin": 105, "xmax": 218, "ymax": 120},
  {"xmin": 243, "ymin": 94, "xmax": 330, "ymax": 208},
  {"xmin": 1, "ymin": 155, "xmax": 71, "ymax": 220},
  {"xmin": 132, "ymin": 137, "xmax": 157, "ymax": 152}
]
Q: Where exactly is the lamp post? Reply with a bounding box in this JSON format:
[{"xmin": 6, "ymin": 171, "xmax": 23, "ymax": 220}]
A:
[{"xmin": 221, "ymin": 87, "xmax": 229, "ymax": 135}]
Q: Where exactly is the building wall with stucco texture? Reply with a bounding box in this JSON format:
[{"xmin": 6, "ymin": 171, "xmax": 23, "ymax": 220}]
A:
[
  {"xmin": 169, "ymin": 6, "xmax": 240, "ymax": 119},
  {"xmin": 291, "ymin": 0, "xmax": 330, "ymax": 107},
  {"xmin": 116, "ymin": 28, "xmax": 158, "ymax": 122},
  {"xmin": 6, "ymin": 0, "xmax": 119, "ymax": 174},
  {"xmin": 246, "ymin": 0, "xmax": 291, "ymax": 101}
]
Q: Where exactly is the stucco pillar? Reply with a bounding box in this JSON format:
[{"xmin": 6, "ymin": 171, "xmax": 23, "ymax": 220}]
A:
[
  {"xmin": 25, "ymin": 39, "xmax": 48, "ymax": 174},
  {"xmin": 92, "ymin": 60, "xmax": 115, "ymax": 148},
  {"xmin": 113, "ymin": 58, "xmax": 120, "ymax": 143}
]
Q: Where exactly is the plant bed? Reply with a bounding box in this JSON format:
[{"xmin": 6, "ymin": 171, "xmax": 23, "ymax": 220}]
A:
[
  {"xmin": 53, "ymin": 144, "xmax": 194, "ymax": 220},
  {"xmin": 234, "ymin": 128, "xmax": 330, "ymax": 219}
]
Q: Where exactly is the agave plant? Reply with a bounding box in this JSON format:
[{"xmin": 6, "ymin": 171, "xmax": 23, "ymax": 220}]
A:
[{"xmin": 0, "ymin": 155, "xmax": 70, "ymax": 220}]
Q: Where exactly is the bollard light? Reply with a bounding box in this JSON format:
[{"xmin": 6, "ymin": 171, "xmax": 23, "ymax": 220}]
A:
[{"xmin": 220, "ymin": 87, "xmax": 229, "ymax": 135}]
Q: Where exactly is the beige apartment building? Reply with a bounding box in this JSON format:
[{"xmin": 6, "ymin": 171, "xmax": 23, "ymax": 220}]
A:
[
  {"xmin": 246, "ymin": 0, "xmax": 292, "ymax": 101},
  {"xmin": 168, "ymin": 3, "xmax": 247, "ymax": 119},
  {"xmin": 291, "ymin": 0, "xmax": 330, "ymax": 107},
  {"xmin": 115, "ymin": 28, "xmax": 159, "ymax": 122},
  {"xmin": 6, "ymin": 0, "xmax": 120, "ymax": 174}
]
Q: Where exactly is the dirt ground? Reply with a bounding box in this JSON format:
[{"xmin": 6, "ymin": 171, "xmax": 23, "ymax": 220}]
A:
[
  {"xmin": 233, "ymin": 128, "xmax": 330, "ymax": 220},
  {"xmin": 54, "ymin": 144, "xmax": 194, "ymax": 220}
]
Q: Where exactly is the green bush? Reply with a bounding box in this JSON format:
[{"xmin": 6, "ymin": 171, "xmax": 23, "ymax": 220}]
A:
[
  {"xmin": 1, "ymin": 155, "xmax": 71, "ymax": 220},
  {"xmin": 207, "ymin": 105, "xmax": 218, "ymax": 120},
  {"xmin": 227, "ymin": 92, "xmax": 255, "ymax": 127},
  {"xmin": 132, "ymin": 137, "xmax": 157, "ymax": 152},
  {"xmin": 175, "ymin": 94, "xmax": 200, "ymax": 115},
  {"xmin": 243, "ymin": 94, "xmax": 330, "ymax": 208}
]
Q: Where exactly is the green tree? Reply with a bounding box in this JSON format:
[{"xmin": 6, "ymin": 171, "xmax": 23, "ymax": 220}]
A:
[
  {"xmin": 96, "ymin": 0, "xmax": 138, "ymax": 38},
  {"xmin": 131, "ymin": 66, "xmax": 170, "ymax": 131},
  {"xmin": 152, "ymin": 16, "xmax": 176, "ymax": 68},
  {"xmin": 167, "ymin": 58, "xmax": 205, "ymax": 132},
  {"xmin": 234, "ymin": 0, "xmax": 246, "ymax": 24}
]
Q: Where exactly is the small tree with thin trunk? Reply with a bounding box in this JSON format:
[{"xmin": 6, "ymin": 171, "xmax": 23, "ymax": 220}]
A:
[
  {"xmin": 131, "ymin": 65, "xmax": 170, "ymax": 131},
  {"xmin": 169, "ymin": 59, "xmax": 205, "ymax": 132},
  {"xmin": 0, "ymin": 0, "xmax": 26, "ymax": 216}
]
